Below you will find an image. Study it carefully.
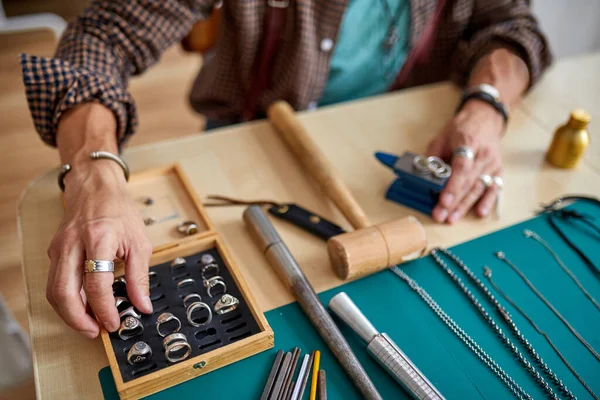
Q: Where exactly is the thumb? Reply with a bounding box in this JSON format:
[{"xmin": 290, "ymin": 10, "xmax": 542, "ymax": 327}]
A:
[
  {"xmin": 426, "ymin": 135, "xmax": 447, "ymax": 158},
  {"xmin": 124, "ymin": 240, "xmax": 153, "ymax": 314}
]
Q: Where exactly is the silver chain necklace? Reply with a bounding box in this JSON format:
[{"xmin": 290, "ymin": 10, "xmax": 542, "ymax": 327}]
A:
[
  {"xmin": 523, "ymin": 229, "xmax": 600, "ymax": 312},
  {"xmin": 390, "ymin": 266, "xmax": 533, "ymax": 399},
  {"xmin": 484, "ymin": 266, "xmax": 599, "ymax": 400},
  {"xmin": 431, "ymin": 248, "xmax": 576, "ymax": 400},
  {"xmin": 496, "ymin": 250, "xmax": 600, "ymax": 363}
]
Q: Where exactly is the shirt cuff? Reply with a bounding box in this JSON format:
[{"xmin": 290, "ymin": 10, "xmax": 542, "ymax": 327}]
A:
[{"xmin": 20, "ymin": 53, "xmax": 137, "ymax": 147}]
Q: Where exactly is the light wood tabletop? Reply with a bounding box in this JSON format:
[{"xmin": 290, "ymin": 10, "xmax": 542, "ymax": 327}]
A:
[{"xmin": 18, "ymin": 54, "xmax": 600, "ymax": 399}]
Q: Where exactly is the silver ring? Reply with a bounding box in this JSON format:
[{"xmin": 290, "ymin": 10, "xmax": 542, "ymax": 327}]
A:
[
  {"xmin": 165, "ymin": 341, "xmax": 192, "ymax": 363},
  {"xmin": 177, "ymin": 220, "xmax": 199, "ymax": 236},
  {"xmin": 85, "ymin": 260, "xmax": 114, "ymax": 273},
  {"xmin": 201, "ymin": 263, "xmax": 220, "ymax": 280},
  {"xmin": 206, "ymin": 279, "xmax": 227, "ymax": 298},
  {"xmin": 119, "ymin": 305, "xmax": 142, "ymax": 320},
  {"xmin": 118, "ymin": 316, "xmax": 144, "ymax": 340},
  {"xmin": 200, "ymin": 254, "xmax": 215, "ymax": 265},
  {"xmin": 182, "ymin": 293, "xmax": 202, "ymax": 308},
  {"xmin": 115, "ymin": 296, "xmax": 130, "ymax": 309},
  {"xmin": 171, "ymin": 257, "xmax": 186, "ymax": 269},
  {"xmin": 204, "ymin": 276, "xmax": 227, "ymax": 298},
  {"xmin": 177, "ymin": 278, "xmax": 196, "ymax": 289},
  {"xmin": 114, "ymin": 276, "xmax": 126, "ymax": 285},
  {"xmin": 163, "ymin": 333, "xmax": 188, "ymax": 349},
  {"xmin": 412, "ymin": 155, "xmax": 431, "ymax": 175},
  {"xmin": 203, "ymin": 275, "xmax": 224, "ymax": 288},
  {"xmin": 432, "ymin": 164, "xmax": 452, "ymax": 179},
  {"xmin": 186, "ymin": 301, "xmax": 213, "ymax": 327},
  {"xmin": 426, "ymin": 156, "xmax": 446, "ymax": 174},
  {"xmin": 214, "ymin": 294, "xmax": 240, "ymax": 315},
  {"xmin": 493, "ymin": 176, "xmax": 504, "ymax": 189},
  {"xmin": 452, "ymin": 146, "xmax": 475, "ymax": 161},
  {"xmin": 127, "ymin": 341, "xmax": 153, "ymax": 365},
  {"xmin": 156, "ymin": 312, "xmax": 182, "ymax": 337},
  {"xmin": 480, "ymin": 174, "xmax": 493, "ymax": 188}
]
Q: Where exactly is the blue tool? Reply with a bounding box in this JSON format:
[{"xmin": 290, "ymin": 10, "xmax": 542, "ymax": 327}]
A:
[{"xmin": 375, "ymin": 151, "xmax": 450, "ymax": 216}]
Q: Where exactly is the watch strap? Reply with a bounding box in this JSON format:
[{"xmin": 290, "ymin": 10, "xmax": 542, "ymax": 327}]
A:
[{"xmin": 457, "ymin": 91, "xmax": 509, "ymax": 123}]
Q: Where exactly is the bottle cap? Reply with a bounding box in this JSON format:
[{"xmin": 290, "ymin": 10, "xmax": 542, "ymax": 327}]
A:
[{"xmin": 568, "ymin": 109, "xmax": 591, "ymax": 130}]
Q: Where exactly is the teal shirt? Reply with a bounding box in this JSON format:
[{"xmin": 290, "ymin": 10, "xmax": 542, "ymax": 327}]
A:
[{"xmin": 319, "ymin": 0, "xmax": 411, "ymax": 106}]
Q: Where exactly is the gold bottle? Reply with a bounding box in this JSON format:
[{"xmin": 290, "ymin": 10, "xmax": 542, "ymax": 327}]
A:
[{"xmin": 546, "ymin": 109, "xmax": 591, "ymax": 168}]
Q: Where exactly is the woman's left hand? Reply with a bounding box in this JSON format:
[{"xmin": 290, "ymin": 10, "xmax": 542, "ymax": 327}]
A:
[{"xmin": 426, "ymin": 100, "xmax": 505, "ymax": 223}]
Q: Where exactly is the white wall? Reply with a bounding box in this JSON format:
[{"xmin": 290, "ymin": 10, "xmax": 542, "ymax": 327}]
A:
[{"xmin": 532, "ymin": 0, "xmax": 600, "ymax": 58}]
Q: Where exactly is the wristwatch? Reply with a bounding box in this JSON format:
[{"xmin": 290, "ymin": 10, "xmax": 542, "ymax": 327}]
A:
[{"xmin": 457, "ymin": 83, "xmax": 509, "ymax": 123}]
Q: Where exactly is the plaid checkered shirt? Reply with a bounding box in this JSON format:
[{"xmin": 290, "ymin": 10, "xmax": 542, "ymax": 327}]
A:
[{"xmin": 20, "ymin": 0, "xmax": 551, "ymax": 147}]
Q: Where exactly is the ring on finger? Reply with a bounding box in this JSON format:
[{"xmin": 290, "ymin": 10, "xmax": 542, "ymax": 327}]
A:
[
  {"xmin": 479, "ymin": 174, "xmax": 493, "ymax": 188},
  {"xmin": 452, "ymin": 146, "xmax": 475, "ymax": 161},
  {"xmin": 493, "ymin": 176, "xmax": 504, "ymax": 189},
  {"xmin": 85, "ymin": 260, "xmax": 114, "ymax": 273}
]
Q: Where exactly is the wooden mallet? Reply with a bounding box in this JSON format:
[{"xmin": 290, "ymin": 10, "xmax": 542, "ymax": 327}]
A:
[{"xmin": 267, "ymin": 101, "xmax": 427, "ymax": 280}]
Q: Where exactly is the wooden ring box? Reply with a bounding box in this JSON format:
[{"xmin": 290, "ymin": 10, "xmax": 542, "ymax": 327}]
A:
[{"xmin": 101, "ymin": 164, "xmax": 274, "ymax": 399}]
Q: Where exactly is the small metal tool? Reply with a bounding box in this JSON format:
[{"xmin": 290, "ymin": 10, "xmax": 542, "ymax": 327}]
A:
[
  {"xmin": 329, "ymin": 292, "xmax": 446, "ymax": 400},
  {"xmin": 244, "ymin": 206, "xmax": 382, "ymax": 400},
  {"xmin": 260, "ymin": 350, "xmax": 284, "ymax": 400},
  {"xmin": 269, "ymin": 352, "xmax": 292, "ymax": 400},
  {"xmin": 280, "ymin": 347, "xmax": 300, "ymax": 400},
  {"xmin": 290, "ymin": 353, "xmax": 312, "ymax": 400},
  {"xmin": 318, "ymin": 370, "xmax": 327, "ymax": 400}
]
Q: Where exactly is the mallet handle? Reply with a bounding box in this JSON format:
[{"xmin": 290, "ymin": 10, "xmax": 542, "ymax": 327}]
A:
[{"xmin": 267, "ymin": 101, "xmax": 371, "ymax": 229}]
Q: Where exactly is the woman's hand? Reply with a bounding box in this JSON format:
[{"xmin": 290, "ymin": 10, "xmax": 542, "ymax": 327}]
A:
[
  {"xmin": 427, "ymin": 101, "xmax": 505, "ymax": 223},
  {"xmin": 46, "ymin": 103, "xmax": 153, "ymax": 338}
]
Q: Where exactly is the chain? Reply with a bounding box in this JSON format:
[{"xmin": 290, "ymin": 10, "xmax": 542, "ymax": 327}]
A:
[
  {"xmin": 390, "ymin": 266, "xmax": 532, "ymax": 400},
  {"xmin": 431, "ymin": 248, "xmax": 575, "ymax": 400},
  {"xmin": 484, "ymin": 266, "xmax": 599, "ymax": 400},
  {"xmin": 496, "ymin": 250, "xmax": 600, "ymax": 363},
  {"xmin": 523, "ymin": 229, "xmax": 600, "ymax": 312}
]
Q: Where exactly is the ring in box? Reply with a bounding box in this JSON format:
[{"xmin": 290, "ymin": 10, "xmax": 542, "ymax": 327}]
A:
[{"xmin": 97, "ymin": 164, "xmax": 273, "ymax": 399}]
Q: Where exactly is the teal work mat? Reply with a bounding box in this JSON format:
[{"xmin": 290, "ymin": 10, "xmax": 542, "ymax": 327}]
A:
[{"xmin": 100, "ymin": 201, "xmax": 600, "ymax": 399}]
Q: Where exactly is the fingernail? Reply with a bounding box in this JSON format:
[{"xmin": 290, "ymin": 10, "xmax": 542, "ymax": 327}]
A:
[
  {"xmin": 106, "ymin": 320, "xmax": 119, "ymax": 332},
  {"xmin": 480, "ymin": 206, "xmax": 489, "ymax": 216},
  {"xmin": 441, "ymin": 193, "xmax": 454, "ymax": 207},
  {"xmin": 143, "ymin": 296, "xmax": 153, "ymax": 313},
  {"xmin": 436, "ymin": 208, "xmax": 448, "ymax": 222},
  {"xmin": 83, "ymin": 330, "xmax": 98, "ymax": 339},
  {"xmin": 448, "ymin": 211, "xmax": 460, "ymax": 223}
]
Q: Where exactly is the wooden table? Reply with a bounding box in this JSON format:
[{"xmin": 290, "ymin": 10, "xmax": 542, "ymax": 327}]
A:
[{"xmin": 18, "ymin": 54, "xmax": 600, "ymax": 400}]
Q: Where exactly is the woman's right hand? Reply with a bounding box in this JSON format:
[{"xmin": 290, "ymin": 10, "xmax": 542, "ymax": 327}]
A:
[{"xmin": 47, "ymin": 103, "xmax": 153, "ymax": 338}]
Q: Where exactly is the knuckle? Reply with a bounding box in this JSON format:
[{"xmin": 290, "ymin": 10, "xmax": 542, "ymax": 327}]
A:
[
  {"xmin": 83, "ymin": 221, "xmax": 112, "ymax": 248},
  {"xmin": 52, "ymin": 283, "xmax": 71, "ymax": 304},
  {"xmin": 84, "ymin": 277, "xmax": 107, "ymax": 297}
]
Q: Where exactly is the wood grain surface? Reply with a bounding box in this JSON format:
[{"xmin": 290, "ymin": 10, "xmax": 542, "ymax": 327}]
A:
[{"xmin": 18, "ymin": 64, "xmax": 600, "ymax": 398}]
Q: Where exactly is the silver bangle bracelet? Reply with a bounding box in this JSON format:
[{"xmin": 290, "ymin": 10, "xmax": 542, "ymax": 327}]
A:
[{"xmin": 58, "ymin": 151, "xmax": 130, "ymax": 192}]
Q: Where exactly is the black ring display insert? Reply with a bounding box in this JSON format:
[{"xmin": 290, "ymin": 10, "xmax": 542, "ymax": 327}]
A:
[{"xmin": 110, "ymin": 248, "xmax": 261, "ymax": 382}]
